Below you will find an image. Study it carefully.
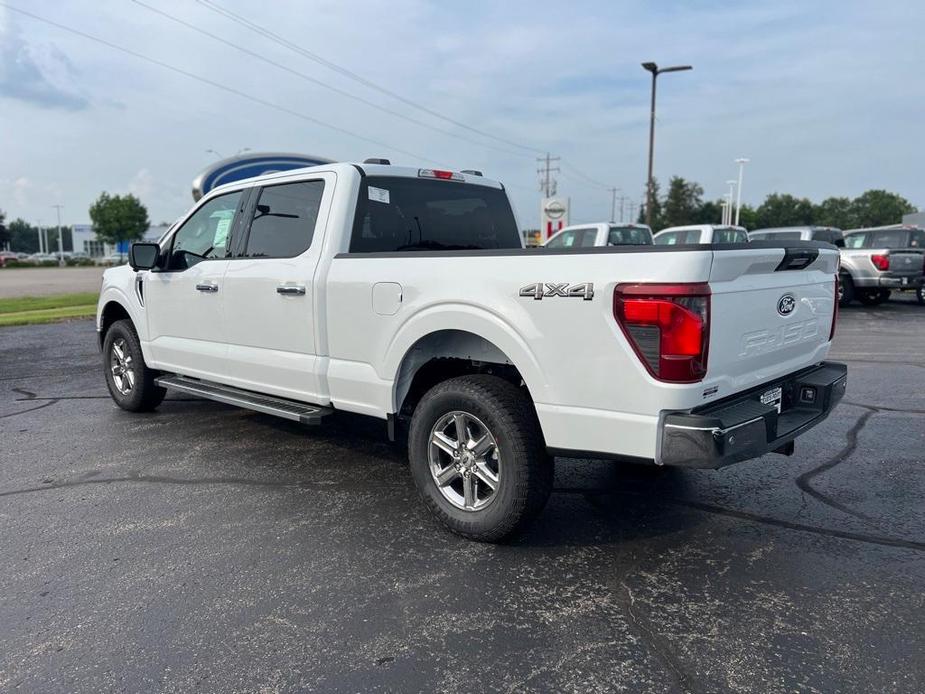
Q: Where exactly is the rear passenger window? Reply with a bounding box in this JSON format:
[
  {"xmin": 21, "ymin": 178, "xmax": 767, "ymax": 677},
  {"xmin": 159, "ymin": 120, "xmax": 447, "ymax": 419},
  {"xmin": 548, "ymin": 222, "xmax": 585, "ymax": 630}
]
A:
[
  {"xmin": 713, "ymin": 229, "xmax": 748, "ymax": 244},
  {"xmin": 350, "ymin": 176, "xmax": 520, "ymax": 253},
  {"xmin": 242, "ymin": 180, "xmax": 324, "ymax": 258}
]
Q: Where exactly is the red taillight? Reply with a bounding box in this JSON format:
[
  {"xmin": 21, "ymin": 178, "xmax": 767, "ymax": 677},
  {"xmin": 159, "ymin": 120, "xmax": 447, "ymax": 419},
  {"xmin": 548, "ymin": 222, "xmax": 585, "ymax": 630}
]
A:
[
  {"xmin": 613, "ymin": 283, "xmax": 711, "ymax": 383},
  {"xmin": 871, "ymin": 254, "xmax": 890, "ymax": 271},
  {"xmin": 830, "ymin": 276, "xmax": 839, "ymax": 341}
]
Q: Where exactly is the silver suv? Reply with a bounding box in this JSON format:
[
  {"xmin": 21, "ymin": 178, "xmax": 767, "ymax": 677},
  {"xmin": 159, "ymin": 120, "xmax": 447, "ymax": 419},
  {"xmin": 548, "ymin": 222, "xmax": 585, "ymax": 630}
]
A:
[{"xmin": 841, "ymin": 225, "xmax": 925, "ymax": 306}]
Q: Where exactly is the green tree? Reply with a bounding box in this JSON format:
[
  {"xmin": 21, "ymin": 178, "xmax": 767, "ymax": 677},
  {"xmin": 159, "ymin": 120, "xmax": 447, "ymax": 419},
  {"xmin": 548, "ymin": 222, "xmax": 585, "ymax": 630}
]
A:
[
  {"xmin": 9, "ymin": 218, "xmax": 39, "ymax": 253},
  {"xmin": 755, "ymin": 193, "xmax": 814, "ymax": 229},
  {"xmin": 0, "ymin": 210, "xmax": 8, "ymax": 250},
  {"xmin": 813, "ymin": 197, "xmax": 856, "ymax": 229},
  {"xmin": 736, "ymin": 203, "xmax": 758, "ymax": 230},
  {"xmin": 691, "ymin": 199, "xmax": 723, "ymax": 226},
  {"xmin": 850, "ymin": 189, "xmax": 915, "ymax": 227},
  {"xmin": 89, "ymin": 192, "xmax": 149, "ymax": 246},
  {"xmin": 661, "ymin": 176, "xmax": 704, "ymax": 228}
]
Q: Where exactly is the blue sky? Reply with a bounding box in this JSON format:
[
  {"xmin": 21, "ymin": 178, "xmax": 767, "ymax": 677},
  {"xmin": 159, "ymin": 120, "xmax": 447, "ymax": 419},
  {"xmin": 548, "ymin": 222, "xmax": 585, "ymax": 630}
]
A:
[{"xmin": 1, "ymin": 0, "xmax": 922, "ymax": 229}]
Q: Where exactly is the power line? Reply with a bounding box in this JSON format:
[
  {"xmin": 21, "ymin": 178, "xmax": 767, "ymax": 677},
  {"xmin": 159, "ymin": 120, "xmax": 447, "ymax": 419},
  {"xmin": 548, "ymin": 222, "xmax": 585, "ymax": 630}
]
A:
[
  {"xmin": 130, "ymin": 0, "xmax": 528, "ymax": 160},
  {"xmin": 194, "ymin": 0, "xmax": 545, "ymax": 155},
  {"xmin": 559, "ymin": 160, "xmax": 613, "ymax": 190},
  {"xmin": 536, "ymin": 154, "xmax": 560, "ymax": 197},
  {"xmin": 1, "ymin": 3, "xmax": 436, "ymax": 164}
]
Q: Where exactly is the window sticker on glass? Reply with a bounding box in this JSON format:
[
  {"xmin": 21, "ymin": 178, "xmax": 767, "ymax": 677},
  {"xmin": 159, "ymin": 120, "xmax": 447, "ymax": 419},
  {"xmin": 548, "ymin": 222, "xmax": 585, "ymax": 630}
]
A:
[
  {"xmin": 213, "ymin": 215, "xmax": 232, "ymax": 247},
  {"xmin": 368, "ymin": 186, "xmax": 390, "ymax": 204}
]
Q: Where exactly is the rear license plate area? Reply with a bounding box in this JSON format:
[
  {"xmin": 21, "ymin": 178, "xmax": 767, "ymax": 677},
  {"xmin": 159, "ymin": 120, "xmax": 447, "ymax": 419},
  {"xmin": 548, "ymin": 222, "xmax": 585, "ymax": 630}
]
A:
[{"xmin": 760, "ymin": 386, "xmax": 783, "ymax": 414}]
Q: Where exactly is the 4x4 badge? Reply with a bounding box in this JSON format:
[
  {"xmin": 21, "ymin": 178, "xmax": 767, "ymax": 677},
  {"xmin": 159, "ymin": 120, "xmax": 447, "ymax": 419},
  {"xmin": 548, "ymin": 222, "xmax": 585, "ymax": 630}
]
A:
[{"xmin": 519, "ymin": 282, "xmax": 594, "ymax": 301}]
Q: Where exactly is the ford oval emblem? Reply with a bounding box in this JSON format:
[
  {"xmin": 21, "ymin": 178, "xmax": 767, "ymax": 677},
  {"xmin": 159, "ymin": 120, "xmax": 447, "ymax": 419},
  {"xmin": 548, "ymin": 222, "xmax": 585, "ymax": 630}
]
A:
[{"xmin": 777, "ymin": 294, "xmax": 796, "ymax": 316}]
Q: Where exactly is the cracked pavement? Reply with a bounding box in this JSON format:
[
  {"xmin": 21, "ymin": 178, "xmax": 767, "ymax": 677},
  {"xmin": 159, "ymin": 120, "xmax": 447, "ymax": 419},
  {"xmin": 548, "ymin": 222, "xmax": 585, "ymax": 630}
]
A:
[{"xmin": 1, "ymin": 297, "xmax": 923, "ymax": 692}]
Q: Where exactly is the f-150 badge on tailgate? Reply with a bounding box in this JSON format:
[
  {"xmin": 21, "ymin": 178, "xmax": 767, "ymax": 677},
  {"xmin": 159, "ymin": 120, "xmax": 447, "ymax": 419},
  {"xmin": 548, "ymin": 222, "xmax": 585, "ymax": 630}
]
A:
[{"xmin": 519, "ymin": 283, "xmax": 594, "ymax": 300}]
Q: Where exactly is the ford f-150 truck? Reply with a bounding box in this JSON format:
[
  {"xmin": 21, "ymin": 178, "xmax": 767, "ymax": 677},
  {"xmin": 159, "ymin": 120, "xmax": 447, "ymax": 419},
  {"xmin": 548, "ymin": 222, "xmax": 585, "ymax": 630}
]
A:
[
  {"xmin": 97, "ymin": 161, "xmax": 846, "ymax": 541},
  {"xmin": 841, "ymin": 225, "xmax": 925, "ymax": 306}
]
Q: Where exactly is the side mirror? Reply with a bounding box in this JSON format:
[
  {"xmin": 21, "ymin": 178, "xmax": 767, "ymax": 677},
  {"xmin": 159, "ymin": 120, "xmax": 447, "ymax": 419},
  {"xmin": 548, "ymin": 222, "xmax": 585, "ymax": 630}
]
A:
[{"xmin": 129, "ymin": 243, "xmax": 160, "ymax": 271}]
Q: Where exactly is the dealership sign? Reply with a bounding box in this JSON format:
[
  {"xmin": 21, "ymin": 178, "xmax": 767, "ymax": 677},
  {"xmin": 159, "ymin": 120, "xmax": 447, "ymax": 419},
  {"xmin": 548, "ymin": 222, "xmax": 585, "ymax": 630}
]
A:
[
  {"xmin": 541, "ymin": 196, "xmax": 570, "ymax": 238},
  {"xmin": 192, "ymin": 152, "xmax": 335, "ymax": 200}
]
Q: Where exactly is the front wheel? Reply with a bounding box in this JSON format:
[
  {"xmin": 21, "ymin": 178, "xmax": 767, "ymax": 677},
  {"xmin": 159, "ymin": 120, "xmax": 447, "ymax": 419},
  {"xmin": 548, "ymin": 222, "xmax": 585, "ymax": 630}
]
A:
[
  {"xmin": 103, "ymin": 319, "xmax": 166, "ymax": 412},
  {"xmin": 408, "ymin": 375, "xmax": 552, "ymax": 542},
  {"xmin": 838, "ymin": 275, "xmax": 855, "ymax": 307},
  {"xmin": 857, "ymin": 289, "xmax": 886, "ymax": 306}
]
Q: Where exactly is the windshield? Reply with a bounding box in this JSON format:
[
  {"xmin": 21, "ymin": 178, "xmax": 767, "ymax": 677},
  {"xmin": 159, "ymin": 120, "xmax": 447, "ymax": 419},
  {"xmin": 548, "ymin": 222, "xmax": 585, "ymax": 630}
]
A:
[
  {"xmin": 607, "ymin": 226, "xmax": 652, "ymax": 245},
  {"xmin": 350, "ymin": 176, "xmax": 520, "ymax": 252}
]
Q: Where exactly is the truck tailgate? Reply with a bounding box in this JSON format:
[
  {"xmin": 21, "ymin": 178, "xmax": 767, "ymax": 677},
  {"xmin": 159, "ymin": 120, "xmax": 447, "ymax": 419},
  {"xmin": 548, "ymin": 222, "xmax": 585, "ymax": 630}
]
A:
[
  {"xmin": 887, "ymin": 249, "xmax": 924, "ymax": 277},
  {"xmin": 708, "ymin": 245, "xmax": 839, "ymax": 391}
]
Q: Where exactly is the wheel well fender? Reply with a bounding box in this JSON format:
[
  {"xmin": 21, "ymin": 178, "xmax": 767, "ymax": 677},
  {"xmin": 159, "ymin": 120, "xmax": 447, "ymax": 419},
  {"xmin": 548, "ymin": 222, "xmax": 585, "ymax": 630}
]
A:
[
  {"xmin": 386, "ymin": 309, "xmax": 547, "ymax": 415},
  {"xmin": 99, "ymin": 299, "xmax": 132, "ymax": 348}
]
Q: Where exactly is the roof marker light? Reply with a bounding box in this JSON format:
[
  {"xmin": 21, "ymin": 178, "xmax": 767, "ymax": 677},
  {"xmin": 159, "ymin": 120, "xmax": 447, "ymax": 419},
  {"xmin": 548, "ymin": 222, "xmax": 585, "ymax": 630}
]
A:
[{"xmin": 418, "ymin": 168, "xmax": 464, "ymax": 181}]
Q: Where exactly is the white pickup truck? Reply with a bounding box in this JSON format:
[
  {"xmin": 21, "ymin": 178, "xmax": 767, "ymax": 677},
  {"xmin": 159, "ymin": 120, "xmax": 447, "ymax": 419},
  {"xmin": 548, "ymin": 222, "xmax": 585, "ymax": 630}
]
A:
[{"xmin": 97, "ymin": 161, "xmax": 846, "ymax": 541}]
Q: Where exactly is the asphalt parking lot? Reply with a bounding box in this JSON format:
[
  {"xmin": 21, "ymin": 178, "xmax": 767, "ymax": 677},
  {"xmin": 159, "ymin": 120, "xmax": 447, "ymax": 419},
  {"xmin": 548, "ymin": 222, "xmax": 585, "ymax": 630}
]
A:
[{"xmin": 1, "ymin": 298, "xmax": 923, "ymax": 693}]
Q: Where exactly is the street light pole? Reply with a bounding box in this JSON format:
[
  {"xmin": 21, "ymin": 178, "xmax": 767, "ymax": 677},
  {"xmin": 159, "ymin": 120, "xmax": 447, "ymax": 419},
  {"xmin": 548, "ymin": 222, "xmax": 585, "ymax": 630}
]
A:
[
  {"xmin": 52, "ymin": 204, "xmax": 65, "ymax": 267},
  {"xmin": 609, "ymin": 187, "xmax": 621, "ymax": 223},
  {"xmin": 642, "ymin": 62, "xmax": 692, "ymax": 228},
  {"xmin": 734, "ymin": 158, "xmax": 749, "ymax": 226},
  {"xmin": 725, "ymin": 180, "xmax": 737, "ymax": 225}
]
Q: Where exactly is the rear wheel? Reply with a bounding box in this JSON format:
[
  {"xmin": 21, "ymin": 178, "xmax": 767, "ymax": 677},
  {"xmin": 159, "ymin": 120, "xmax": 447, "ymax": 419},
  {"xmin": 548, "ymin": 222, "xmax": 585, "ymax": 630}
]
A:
[
  {"xmin": 103, "ymin": 319, "xmax": 166, "ymax": 412},
  {"xmin": 408, "ymin": 375, "xmax": 552, "ymax": 542},
  {"xmin": 917, "ymin": 286, "xmax": 925, "ymax": 306}
]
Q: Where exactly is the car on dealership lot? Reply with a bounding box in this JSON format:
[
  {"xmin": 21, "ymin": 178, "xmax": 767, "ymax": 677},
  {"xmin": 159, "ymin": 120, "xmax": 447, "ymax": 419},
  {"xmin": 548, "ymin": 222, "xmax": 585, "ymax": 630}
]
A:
[
  {"xmin": 96, "ymin": 160, "xmax": 845, "ymax": 541},
  {"xmin": 26, "ymin": 253, "xmax": 58, "ymax": 264},
  {"xmin": 543, "ymin": 222, "xmax": 653, "ymax": 248},
  {"xmin": 841, "ymin": 225, "xmax": 925, "ymax": 305},
  {"xmin": 0, "ymin": 251, "xmax": 18, "ymax": 267},
  {"xmin": 655, "ymin": 224, "xmax": 749, "ymax": 245},
  {"xmin": 98, "ymin": 252, "xmax": 127, "ymax": 266},
  {"xmin": 749, "ymin": 226, "xmax": 845, "ymax": 247}
]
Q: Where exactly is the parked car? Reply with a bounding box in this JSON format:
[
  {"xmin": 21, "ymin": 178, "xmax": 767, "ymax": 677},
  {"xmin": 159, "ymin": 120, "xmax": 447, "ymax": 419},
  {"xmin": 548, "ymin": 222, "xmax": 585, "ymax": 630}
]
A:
[
  {"xmin": 97, "ymin": 161, "xmax": 845, "ymax": 541},
  {"xmin": 655, "ymin": 224, "xmax": 749, "ymax": 245},
  {"xmin": 749, "ymin": 226, "xmax": 845, "ymax": 247},
  {"xmin": 98, "ymin": 252, "xmax": 127, "ymax": 266},
  {"xmin": 544, "ymin": 223, "xmax": 653, "ymax": 248},
  {"xmin": 27, "ymin": 253, "xmax": 57, "ymax": 264},
  {"xmin": 0, "ymin": 251, "xmax": 18, "ymax": 267},
  {"xmin": 840, "ymin": 225, "xmax": 925, "ymax": 305}
]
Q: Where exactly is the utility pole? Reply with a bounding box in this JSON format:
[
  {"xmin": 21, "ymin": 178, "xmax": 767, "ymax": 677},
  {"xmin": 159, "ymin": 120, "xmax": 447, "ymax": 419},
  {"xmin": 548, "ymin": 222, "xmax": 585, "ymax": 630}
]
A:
[
  {"xmin": 609, "ymin": 187, "xmax": 621, "ymax": 223},
  {"xmin": 536, "ymin": 153, "xmax": 560, "ymax": 198},
  {"xmin": 734, "ymin": 158, "xmax": 749, "ymax": 226},
  {"xmin": 641, "ymin": 62, "xmax": 693, "ymax": 229},
  {"xmin": 52, "ymin": 204, "xmax": 65, "ymax": 266}
]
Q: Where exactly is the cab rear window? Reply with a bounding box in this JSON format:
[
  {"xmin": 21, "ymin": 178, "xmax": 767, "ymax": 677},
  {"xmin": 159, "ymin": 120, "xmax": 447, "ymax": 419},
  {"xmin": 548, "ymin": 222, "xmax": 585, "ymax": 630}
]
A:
[{"xmin": 349, "ymin": 176, "xmax": 520, "ymax": 253}]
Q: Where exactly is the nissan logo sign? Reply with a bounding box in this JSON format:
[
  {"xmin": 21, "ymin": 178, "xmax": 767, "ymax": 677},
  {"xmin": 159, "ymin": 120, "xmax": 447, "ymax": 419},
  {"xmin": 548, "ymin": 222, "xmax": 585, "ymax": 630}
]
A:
[
  {"xmin": 544, "ymin": 200, "xmax": 566, "ymax": 219},
  {"xmin": 777, "ymin": 294, "xmax": 796, "ymax": 316}
]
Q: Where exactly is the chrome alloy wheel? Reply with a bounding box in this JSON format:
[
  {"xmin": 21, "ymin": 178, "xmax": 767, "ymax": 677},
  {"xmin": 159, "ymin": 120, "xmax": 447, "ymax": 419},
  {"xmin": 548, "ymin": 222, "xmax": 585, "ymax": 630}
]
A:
[
  {"xmin": 109, "ymin": 337, "xmax": 135, "ymax": 395},
  {"xmin": 428, "ymin": 411, "xmax": 500, "ymax": 511}
]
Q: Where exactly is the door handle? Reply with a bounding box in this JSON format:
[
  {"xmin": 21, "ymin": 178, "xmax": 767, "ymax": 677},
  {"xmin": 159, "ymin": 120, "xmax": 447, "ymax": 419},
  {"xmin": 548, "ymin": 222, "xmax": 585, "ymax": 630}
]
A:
[
  {"xmin": 276, "ymin": 285, "xmax": 306, "ymax": 296},
  {"xmin": 195, "ymin": 282, "xmax": 219, "ymax": 293}
]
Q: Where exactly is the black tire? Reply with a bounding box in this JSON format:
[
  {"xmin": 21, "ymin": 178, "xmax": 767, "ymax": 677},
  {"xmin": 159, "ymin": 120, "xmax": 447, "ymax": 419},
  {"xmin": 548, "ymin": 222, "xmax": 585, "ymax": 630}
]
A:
[
  {"xmin": 408, "ymin": 375, "xmax": 552, "ymax": 542},
  {"xmin": 102, "ymin": 319, "xmax": 166, "ymax": 412},
  {"xmin": 878, "ymin": 289, "xmax": 892, "ymax": 302},
  {"xmin": 916, "ymin": 286, "xmax": 925, "ymax": 306},
  {"xmin": 857, "ymin": 289, "xmax": 884, "ymax": 306},
  {"xmin": 838, "ymin": 275, "xmax": 854, "ymax": 307}
]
